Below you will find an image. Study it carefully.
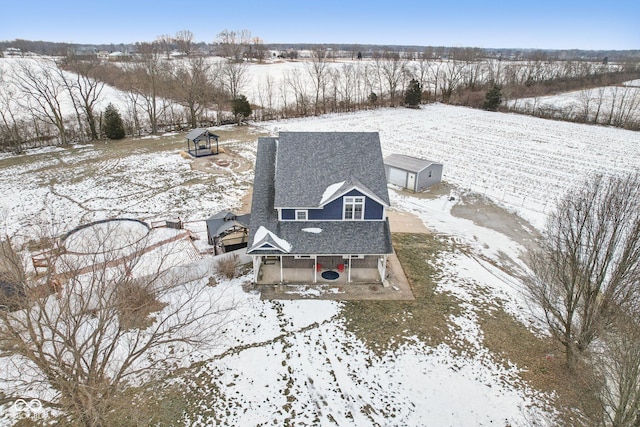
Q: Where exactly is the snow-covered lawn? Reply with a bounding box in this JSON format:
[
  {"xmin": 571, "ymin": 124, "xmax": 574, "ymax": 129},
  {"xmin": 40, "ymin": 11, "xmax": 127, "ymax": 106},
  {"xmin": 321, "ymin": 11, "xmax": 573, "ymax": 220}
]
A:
[{"xmin": 4, "ymin": 104, "xmax": 640, "ymax": 425}]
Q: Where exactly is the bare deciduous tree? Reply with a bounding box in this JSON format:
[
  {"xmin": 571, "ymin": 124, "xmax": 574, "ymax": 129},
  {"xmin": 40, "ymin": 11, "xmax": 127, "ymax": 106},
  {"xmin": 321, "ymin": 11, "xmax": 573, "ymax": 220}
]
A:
[
  {"xmin": 588, "ymin": 313, "xmax": 640, "ymax": 427},
  {"xmin": 12, "ymin": 58, "xmax": 70, "ymax": 144},
  {"xmin": 222, "ymin": 59, "xmax": 249, "ymax": 101},
  {"xmin": 374, "ymin": 50, "xmax": 407, "ymax": 105},
  {"xmin": 284, "ymin": 68, "xmax": 310, "ymax": 116},
  {"xmin": 305, "ymin": 47, "xmax": 330, "ymax": 116},
  {"xmin": 58, "ymin": 60, "xmax": 105, "ymax": 141},
  {"xmin": 526, "ymin": 173, "xmax": 640, "ymax": 370},
  {"xmin": 0, "ymin": 81, "xmax": 27, "ymax": 154},
  {"xmin": 174, "ymin": 30, "xmax": 194, "ymax": 57},
  {"xmin": 215, "ymin": 30, "xmax": 244, "ymax": 62},
  {"xmin": 156, "ymin": 34, "xmax": 174, "ymax": 60},
  {"xmin": 128, "ymin": 42, "xmax": 168, "ymax": 134},
  {"xmin": 0, "ymin": 226, "xmax": 236, "ymax": 426},
  {"xmin": 169, "ymin": 56, "xmax": 219, "ymax": 128}
]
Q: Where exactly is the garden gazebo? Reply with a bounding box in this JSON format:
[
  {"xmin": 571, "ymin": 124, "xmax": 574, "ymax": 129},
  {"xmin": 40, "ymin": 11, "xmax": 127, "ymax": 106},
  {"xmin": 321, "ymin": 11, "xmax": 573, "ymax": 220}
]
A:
[{"xmin": 186, "ymin": 128, "xmax": 220, "ymax": 157}]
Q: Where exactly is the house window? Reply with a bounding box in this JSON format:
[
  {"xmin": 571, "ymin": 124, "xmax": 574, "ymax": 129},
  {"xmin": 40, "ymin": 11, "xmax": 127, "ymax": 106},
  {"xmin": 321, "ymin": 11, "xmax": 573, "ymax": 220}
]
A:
[
  {"xmin": 295, "ymin": 210, "xmax": 308, "ymax": 220},
  {"xmin": 344, "ymin": 196, "xmax": 365, "ymax": 220}
]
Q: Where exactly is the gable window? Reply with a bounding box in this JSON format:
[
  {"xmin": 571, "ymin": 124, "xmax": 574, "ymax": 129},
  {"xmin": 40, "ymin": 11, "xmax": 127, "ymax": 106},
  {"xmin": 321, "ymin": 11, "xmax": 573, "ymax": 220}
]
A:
[
  {"xmin": 295, "ymin": 210, "xmax": 308, "ymax": 221},
  {"xmin": 344, "ymin": 196, "xmax": 365, "ymax": 220}
]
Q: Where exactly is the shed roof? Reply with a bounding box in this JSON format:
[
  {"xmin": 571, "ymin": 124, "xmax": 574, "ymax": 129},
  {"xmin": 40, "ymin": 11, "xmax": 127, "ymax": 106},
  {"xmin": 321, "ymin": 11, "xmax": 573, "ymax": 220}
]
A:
[{"xmin": 384, "ymin": 154, "xmax": 441, "ymax": 173}]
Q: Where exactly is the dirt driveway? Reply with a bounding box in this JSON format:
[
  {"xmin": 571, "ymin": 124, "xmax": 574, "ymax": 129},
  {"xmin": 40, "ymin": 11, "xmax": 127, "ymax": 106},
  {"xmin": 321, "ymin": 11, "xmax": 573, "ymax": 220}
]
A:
[{"xmin": 390, "ymin": 183, "xmax": 541, "ymax": 253}]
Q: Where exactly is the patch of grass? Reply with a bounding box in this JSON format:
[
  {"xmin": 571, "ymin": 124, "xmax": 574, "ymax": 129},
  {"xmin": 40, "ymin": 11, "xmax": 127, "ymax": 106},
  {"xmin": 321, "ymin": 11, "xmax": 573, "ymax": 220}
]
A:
[
  {"xmin": 345, "ymin": 232, "xmax": 595, "ymax": 423},
  {"xmin": 481, "ymin": 306, "xmax": 596, "ymax": 425},
  {"xmin": 99, "ymin": 380, "xmax": 197, "ymax": 427},
  {"xmin": 342, "ymin": 233, "xmax": 462, "ymax": 355},
  {"xmin": 216, "ymin": 254, "xmax": 239, "ymax": 280}
]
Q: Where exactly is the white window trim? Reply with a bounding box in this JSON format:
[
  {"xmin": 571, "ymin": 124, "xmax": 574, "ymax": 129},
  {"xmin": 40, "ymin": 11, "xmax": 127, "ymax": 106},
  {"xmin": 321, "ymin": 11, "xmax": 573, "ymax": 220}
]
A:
[
  {"xmin": 295, "ymin": 209, "xmax": 308, "ymax": 221},
  {"xmin": 343, "ymin": 196, "xmax": 365, "ymax": 220}
]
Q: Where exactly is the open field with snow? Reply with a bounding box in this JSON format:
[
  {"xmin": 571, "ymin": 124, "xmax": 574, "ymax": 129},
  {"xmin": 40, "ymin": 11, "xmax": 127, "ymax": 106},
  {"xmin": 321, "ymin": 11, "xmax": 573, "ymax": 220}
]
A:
[
  {"xmin": 509, "ymin": 82, "xmax": 640, "ymax": 128},
  {"xmin": 2, "ymin": 104, "xmax": 640, "ymax": 425}
]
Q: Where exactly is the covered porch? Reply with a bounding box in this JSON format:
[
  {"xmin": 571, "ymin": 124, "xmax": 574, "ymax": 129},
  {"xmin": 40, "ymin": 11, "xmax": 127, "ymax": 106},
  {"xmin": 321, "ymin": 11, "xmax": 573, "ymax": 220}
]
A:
[{"xmin": 252, "ymin": 254, "xmax": 387, "ymax": 285}]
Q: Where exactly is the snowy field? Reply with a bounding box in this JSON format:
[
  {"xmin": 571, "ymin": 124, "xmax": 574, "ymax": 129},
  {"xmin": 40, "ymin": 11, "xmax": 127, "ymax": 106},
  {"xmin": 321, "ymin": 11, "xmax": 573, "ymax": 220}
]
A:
[
  {"xmin": 274, "ymin": 104, "xmax": 640, "ymax": 229},
  {"xmin": 508, "ymin": 83, "xmax": 640, "ymax": 127},
  {"xmin": 3, "ymin": 104, "xmax": 640, "ymax": 425}
]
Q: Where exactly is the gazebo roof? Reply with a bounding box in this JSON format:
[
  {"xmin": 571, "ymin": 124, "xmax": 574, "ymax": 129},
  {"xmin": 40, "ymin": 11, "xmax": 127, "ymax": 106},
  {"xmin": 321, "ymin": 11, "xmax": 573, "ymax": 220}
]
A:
[{"xmin": 186, "ymin": 128, "xmax": 219, "ymax": 142}]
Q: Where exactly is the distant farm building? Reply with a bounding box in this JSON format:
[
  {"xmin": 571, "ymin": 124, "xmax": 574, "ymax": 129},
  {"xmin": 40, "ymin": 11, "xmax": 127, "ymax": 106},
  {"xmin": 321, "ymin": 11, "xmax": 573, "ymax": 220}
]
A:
[
  {"xmin": 3, "ymin": 47, "xmax": 22, "ymax": 57},
  {"xmin": 384, "ymin": 154, "xmax": 443, "ymax": 192},
  {"xmin": 186, "ymin": 128, "xmax": 220, "ymax": 157}
]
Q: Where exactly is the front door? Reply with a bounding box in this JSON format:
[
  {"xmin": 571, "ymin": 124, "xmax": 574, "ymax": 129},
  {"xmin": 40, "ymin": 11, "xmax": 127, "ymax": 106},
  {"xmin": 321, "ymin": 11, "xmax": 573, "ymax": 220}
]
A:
[{"xmin": 407, "ymin": 173, "xmax": 416, "ymax": 191}]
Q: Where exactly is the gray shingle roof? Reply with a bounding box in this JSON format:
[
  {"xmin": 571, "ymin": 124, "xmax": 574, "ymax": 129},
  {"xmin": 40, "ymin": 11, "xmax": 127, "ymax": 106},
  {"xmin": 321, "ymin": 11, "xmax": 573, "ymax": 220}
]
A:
[
  {"xmin": 384, "ymin": 154, "xmax": 441, "ymax": 173},
  {"xmin": 274, "ymin": 132, "xmax": 390, "ymax": 208},
  {"xmin": 247, "ymin": 134, "xmax": 393, "ymax": 256},
  {"xmin": 206, "ymin": 211, "xmax": 250, "ymax": 240},
  {"xmin": 186, "ymin": 128, "xmax": 218, "ymax": 141},
  {"xmin": 247, "ymin": 137, "xmax": 279, "ymax": 249}
]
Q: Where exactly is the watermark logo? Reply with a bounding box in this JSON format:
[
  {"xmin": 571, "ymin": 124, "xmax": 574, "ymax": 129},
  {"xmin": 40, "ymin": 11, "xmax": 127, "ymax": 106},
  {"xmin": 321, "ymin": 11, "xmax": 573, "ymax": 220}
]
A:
[{"xmin": 7, "ymin": 399, "xmax": 44, "ymax": 418}]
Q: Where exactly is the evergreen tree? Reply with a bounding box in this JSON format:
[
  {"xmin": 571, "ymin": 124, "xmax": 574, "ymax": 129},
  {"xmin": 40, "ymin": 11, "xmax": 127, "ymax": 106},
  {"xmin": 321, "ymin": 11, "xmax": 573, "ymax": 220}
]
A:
[
  {"xmin": 404, "ymin": 79, "xmax": 422, "ymax": 108},
  {"xmin": 232, "ymin": 95, "xmax": 252, "ymax": 125},
  {"xmin": 483, "ymin": 82, "xmax": 503, "ymax": 111},
  {"xmin": 102, "ymin": 103, "xmax": 125, "ymax": 139},
  {"xmin": 368, "ymin": 92, "xmax": 378, "ymax": 105}
]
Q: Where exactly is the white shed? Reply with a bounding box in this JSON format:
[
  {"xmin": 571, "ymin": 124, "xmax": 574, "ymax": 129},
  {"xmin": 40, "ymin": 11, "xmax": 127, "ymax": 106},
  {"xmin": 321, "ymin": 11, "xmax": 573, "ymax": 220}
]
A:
[{"xmin": 384, "ymin": 154, "xmax": 443, "ymax": 192}]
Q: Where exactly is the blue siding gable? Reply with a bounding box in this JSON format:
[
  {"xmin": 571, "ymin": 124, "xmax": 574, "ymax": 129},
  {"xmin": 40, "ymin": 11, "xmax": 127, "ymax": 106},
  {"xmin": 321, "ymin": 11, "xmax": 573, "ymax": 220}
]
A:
[
  {"xmin": 281, "ymin": 209, "xmax": 295, "ymax": 220},
  {"xmin": 280, "ymin": 189, "xmax": 384, "ymax": 221}
]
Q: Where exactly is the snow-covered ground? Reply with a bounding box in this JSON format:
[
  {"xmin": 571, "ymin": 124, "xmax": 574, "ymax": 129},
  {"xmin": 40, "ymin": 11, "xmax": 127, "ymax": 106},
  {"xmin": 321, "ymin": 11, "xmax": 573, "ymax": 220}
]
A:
[
  {"xmin": 508, "ymin": 84, "xmax": 640, "ymax": 127},
  {"xmin": 0, "ymin": 57, "xmax": 139, "ymax": 121},
  {"xmin": 4, "ymin": 104, "xmax": 640, "ymax": 425},
  {"xmin": 274, "ymin": 104, "xmax": 640, "ymax": 229}
]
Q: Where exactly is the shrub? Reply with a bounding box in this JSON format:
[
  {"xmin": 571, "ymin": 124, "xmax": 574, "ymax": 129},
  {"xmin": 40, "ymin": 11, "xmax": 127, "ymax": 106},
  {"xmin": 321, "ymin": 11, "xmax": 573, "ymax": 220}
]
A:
[
  {"xmin": 215, "ymin": 254, "xmax": 238, "ymax": 280},
  {"xmin": 116, "ymin": 279, "xmax": 164, "ymax": 329}
]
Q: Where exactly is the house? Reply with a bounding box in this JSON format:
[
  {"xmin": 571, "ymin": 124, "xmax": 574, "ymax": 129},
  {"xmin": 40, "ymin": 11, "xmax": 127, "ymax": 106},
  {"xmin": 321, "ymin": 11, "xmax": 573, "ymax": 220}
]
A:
[
  {"xmin": 3, "ymin": 47, "xmax": 22, "ymax": 57},
  {"xmin": 186, "ymin": 128, "xmax": 220, "ymax": 157},
  {"xmin": 247, "ymin": 132, "xmax": 394, "ymax": 285},
  {"xmin": 206, "ymin": 211, "xmax": 250, "ymax": 254},
  {"xmin": 107, "ymin": 51, "xmax": 130, "ymax": 61},
  {"xmin": 384, "ymin": 154, "xmax": 443, "ymax": 192}
]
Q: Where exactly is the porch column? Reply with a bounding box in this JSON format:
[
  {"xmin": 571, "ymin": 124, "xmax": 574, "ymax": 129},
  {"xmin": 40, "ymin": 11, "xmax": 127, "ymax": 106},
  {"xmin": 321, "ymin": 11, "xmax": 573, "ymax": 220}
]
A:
[
  {"xmin": 313, "ymin": 255, "xmax": 318, "ymax": 283},
  {"xmin": 279, "ymin": 256, "xmax": 283, "ymax": 283},
  {"xmin": 347, "ymin": 255, "xmax": 352, "ymax": 283},
  {"xmin": 380, "ymin": 255, "xmax": 388, "ymax": 282},
  {"xmin": 252, "ymin": 256, "xmax": 261, "ymax": 283}
]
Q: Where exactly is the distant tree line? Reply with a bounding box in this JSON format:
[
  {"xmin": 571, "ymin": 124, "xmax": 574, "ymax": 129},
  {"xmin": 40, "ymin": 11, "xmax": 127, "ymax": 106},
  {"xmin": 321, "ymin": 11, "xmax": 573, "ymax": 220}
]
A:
[{"xmin": 1, "ymin": 39, "xmax": 639, "ymax": 153}]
